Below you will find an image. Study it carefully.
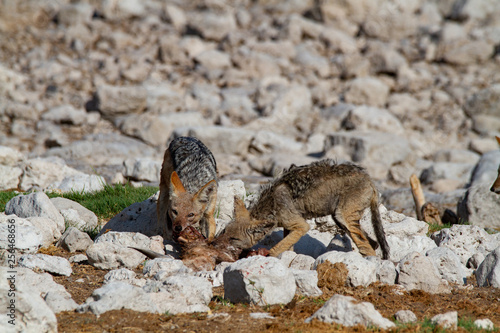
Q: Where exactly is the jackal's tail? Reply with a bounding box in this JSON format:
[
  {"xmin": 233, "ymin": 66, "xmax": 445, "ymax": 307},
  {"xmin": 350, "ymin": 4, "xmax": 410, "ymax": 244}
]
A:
[{"xmin": 370, "ymin": 189, "xmax": 390, "ymax": 260}]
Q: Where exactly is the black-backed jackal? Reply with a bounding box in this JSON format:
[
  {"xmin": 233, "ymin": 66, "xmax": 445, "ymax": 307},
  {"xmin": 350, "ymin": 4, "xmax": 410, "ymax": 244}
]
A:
[{"xmin": 157, "ymin": 137, "xmax": 218, "ymax": 241}]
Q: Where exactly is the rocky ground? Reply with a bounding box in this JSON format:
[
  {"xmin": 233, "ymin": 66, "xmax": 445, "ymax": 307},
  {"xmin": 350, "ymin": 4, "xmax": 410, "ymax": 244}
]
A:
[{"xmin": 1, "ymin": 0, "xmax": 500, "ymax": 332}]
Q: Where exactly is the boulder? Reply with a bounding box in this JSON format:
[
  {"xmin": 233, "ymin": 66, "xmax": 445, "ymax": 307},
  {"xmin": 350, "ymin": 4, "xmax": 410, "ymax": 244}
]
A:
[{"xmin": 223, "ymin": 256, "xmax": 296, "ymax": 305}]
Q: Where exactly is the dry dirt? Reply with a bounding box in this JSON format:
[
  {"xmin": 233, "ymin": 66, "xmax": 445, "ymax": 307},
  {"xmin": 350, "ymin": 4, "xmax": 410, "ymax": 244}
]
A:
[{"xmin": 39, "ymin": 246, "xmax": 500, "ymax": 333}]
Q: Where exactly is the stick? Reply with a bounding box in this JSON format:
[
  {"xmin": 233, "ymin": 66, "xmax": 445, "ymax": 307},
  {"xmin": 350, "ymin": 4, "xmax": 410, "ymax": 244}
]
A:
[{"xmin": 410, "ymin": 174, "xmax": 425, "ymax": 221}]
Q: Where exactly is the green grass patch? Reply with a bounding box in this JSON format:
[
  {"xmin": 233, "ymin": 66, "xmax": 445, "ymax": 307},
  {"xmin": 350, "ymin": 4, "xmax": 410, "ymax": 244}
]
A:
[
  {"xmin": 427, "ymin": 222, "xmax": 453, "ymax": 235},
  {"xmin": 0, "ymin": 183, "xmax": 158, "ymax": 222}
]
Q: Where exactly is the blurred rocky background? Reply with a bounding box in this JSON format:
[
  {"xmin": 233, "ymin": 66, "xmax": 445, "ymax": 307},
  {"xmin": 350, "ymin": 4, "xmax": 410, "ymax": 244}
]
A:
[{"xmin": 1, "ymin": 0, "xmax": 500, "ymax": 229}]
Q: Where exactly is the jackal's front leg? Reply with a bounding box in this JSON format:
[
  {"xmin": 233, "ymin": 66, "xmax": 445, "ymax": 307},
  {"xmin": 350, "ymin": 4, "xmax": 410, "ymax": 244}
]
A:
[
  {"xmin": 202, "ymin": 192, "xmax": 217, "ymax": 241},
  {"xmin": 268, "ymin": 217, "xmax": 310, "ymax": 257}
]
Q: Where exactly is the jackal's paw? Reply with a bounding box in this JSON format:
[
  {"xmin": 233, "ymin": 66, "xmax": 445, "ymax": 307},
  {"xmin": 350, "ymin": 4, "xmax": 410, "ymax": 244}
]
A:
[
  {"xmin": 245, "ymin": 247, "xmax": 270, "ymax": 257},
  {"xmin": 175, "ymin": 226, "xmax": 205, "ymax": 244}
]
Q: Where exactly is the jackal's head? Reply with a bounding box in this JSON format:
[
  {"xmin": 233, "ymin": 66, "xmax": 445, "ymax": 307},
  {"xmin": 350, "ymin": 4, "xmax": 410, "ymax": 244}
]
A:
[
  {"xmin": 169, "ymin": 171, "xmax": 216, "ymax": 239},
  {"xmin": 222, "ymin": 197, "xmax": 275, "ymax": 250}
]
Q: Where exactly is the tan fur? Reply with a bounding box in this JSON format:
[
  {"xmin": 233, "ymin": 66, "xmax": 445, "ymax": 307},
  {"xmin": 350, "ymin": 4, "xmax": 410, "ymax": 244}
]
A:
[
  {"xmin": 224, "ymin": 160, "xmax": 390, "ymax": 259},
  {"xmin": 157, "ymin": 146, "xmax": 217, "ymax": 241},
  {"xmin": 491, "ymin": 136, "xmax": 500, "ymax": 194}
]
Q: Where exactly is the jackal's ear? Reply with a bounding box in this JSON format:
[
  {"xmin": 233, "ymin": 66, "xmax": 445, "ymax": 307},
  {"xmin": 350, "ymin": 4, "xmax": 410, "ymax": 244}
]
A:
[
  {"xmin": 170, "ymin": 171, "xmax": 186, "ymax": 196},
  {"xmin": 195, "ymin": 179, "xmax": 216, "ymax": 204},
  {"xmin": 233, "ymin": 196, "xmax": 250, "ymax": 220},
  {"xmin": 496, "ymin": 136, "xmax": 500, "ymax": 146}
]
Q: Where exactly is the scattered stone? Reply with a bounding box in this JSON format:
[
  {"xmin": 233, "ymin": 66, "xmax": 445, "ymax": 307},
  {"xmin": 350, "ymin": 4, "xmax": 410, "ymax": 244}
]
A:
[
  {"xmin": 18, "ymin": 254, "xmax": 72, "ymax": 276},
  {"xmin": 78, "ymin": 282, "xmax": 159, "ymax": 315},
  {"xmin": 86, "ymin": 242, "xmax": 146, "ymax": 270},
  {"xmin": 394, "ymin": 310, "xmax": 418, "ymax": 324},
  {"xmin": 56, "ymin": 227, "xmax": 94, "ymax": 252},
  {"xmin": 51, "ymin": 197, "xmax": 98, "ymax": 231},
  {"xmin": 0, "ymin": 214, "xmax": 43, "ymax": 257},
  {"xmin": 314, "ymin": 251, "xmax": 376, "ymax": 287},
  {"xmin": 27, "ymin": 216, "xmax": 62, "ymax": 248},
  {"xmin": 397, "ymin": 252, "xmax": 451, "ymax": 294},
  {"xmin": 305, "ymin": 294, "xmax": 395, "ymax": 329},
  {"xmin": 474, "ymin": 318, "xmax": 495, "ymax": 330},
  {"xmin": 431, "ymin": 311, "xmax": 458, "ymax": 329},
  {"xmin": 475, "ymin": 246, "xmax": 500, "ymax": 288},
  {"xmin": 0, "ymin": 268, "xmax": 58, "ymax": 332},
  {"xmin": 5, "ymin": 192, "xmax": 65, "ymax": 233},
  {"xmin": 291, "ymin": 269, "xmax": 323, "ymax": 297},
  {"xmin": 223, "ymin": 256, "xmax": 296, "ymax": 306}
]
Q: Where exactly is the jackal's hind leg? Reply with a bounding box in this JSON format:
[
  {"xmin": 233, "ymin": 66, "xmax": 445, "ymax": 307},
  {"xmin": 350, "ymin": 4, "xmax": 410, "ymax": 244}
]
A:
[
  {"xmin": 333, "ymin": 210, "xmax": 376, "ymax": 257},
  {"xmin": 268, "ymin": 216, "xmax": 310, "ymax": 257}
]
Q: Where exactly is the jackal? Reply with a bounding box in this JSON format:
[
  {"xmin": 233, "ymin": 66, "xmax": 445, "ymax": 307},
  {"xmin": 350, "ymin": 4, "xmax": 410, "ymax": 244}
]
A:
[
  {"xmin": 224, "ymin": 160, "xmax": 390, "ymax": 259},
  {"xmin": 157, "ymin": 136, "xmax": 218, "ymax": 241},
  {"xmin": 490, "ymin": 136, "xmax": 500, "ymax": 194}
]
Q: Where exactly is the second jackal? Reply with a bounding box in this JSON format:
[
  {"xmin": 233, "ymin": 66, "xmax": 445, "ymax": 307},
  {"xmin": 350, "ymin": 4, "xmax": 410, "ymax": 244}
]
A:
[
  {"xmin": 225, "ymin": 160, "xmax": 390, "ymax": 259},
  {"xmin": 157, "ymin": 136, "xmax": 218, "ymax": 241}
]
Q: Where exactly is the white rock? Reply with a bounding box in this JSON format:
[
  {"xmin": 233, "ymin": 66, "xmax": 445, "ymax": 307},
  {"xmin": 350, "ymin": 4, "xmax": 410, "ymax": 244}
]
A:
[
  {"xmin": 95, "ymin": 231, "xmax": 164, "ymax": 253},
  {"xmin": 365, "ymin": 256, "xmax": 397, "ymax": 285},
  {"xmin": 51, "ymin": 197, "xmax": 98, "ymax": 231},
  {"xmin": 344, "ymin": 77, "xmax": 390, "ymax": 107},
  {"xmin": 123, "ymin": 157, "xmax": 161, "ymax": 183},
  {"xmin": 103, "ymin": 268, "xmax": 137, "ymax": 284},
  {"xmin": 223, "ymin": 256, "xmax": 296, "ymax": 305},
  {"xmin": 0, "ymin": 214, "xmax": 43, "ymax": 258},
  {"xmin": 250, "ymin": 312, "xmax": 275, "ymax": 320},
  {"xmin": 431, "ymin": 311, "xmax": 457, "ymax": 329},
  {"xmin": 58, "ymin": 3, "xmax": 94, "ymax": 26},
  {"xmin": 5, "ymin": 192, "xmax": 65, "ymax": 233},
  {"xmin": 0, "ymin": 165, "xmax": 22, "ymax": 190},
  {"xmin": 119, "ymin": 112, "xmax": 209, "ymax": 147},
  {"xmin": 18, "ymin": 254, "xmax": 72, "ymax": 276},
  {"xmin": 86, "ymin": 242, "xmax": 146, "ymax": 270},
  {"xmin": 69, "ymin": 254, "xmax": 88, "ymax": 263},
  {"xmin": 173, "ymin": 126, "xmax": 254, "ymax": 156},
  {"xmin": 475, "ymin": 246, "xmax": 500, "ymax": 288},
  {"xmin": 215, "ymin": 180, "xmax": 247, "ymax": 233},
  {"xmin": 96, "ymin": 84, "xmax": 147, "ymax": 118},
  {"xmin": 27, "ymin": 217, "xmax": 62, "ymax": 248},
  {"xmin": 291, "ymin": 269, "xmax": 322, "ymax": 297},
  {"xmin": 16, "ymin": 267, "xmax": 77, "ymax": 313},
  {"xmin": 314, "ymin": 251, "xmax": 377, "ymax": 287},
  {"xmin": 193, "ymin": 270, "xmax": 224, "ymax": 287},
  {"xmin": 426, "ymin": 247, "xmax": 469, "ymax": 285},
  {"xmin": 0, "ymin": 145, "xmax": 24, "ymax": 166},
  {"xmin": 49, "ymin": 173, "xmax": 106, "ymax": 193},
  {"xmin": 0, "ymin": 268, "xmax": 58, "ymax": 333},
  {"xmin": 144, "ymin": 275, "xmax": 212, "ymax": 314},
  {"xmin": 458, "ymin": 183, "xmax": 500, "ymax": 230},
  {"xmin": 394, "ymin": 310, "xmax": 418, "ymax": 323},
  {"xmin": 432, "ymin": 225, "xmax": 499, "ymax": 265},
  {"xmin": 41, "ymin": 104, "xmax": 87, "ymax": 125},
  {"xmin": 397, "ymin": 252, "xmax": 450, "ymax": 294},
  {"xmin": 44, "ymin": 133, "xmax": 158, "ymax": 167},
  {"xmin": 143, "ymin": 258, "xmax": 190, "ymax": 278},
  {"xmin": 387, "ymin": 235, "xmax": 437, "ymax": 262},
  {"xmin": 474, "ymin": 318, "xmax": 495, "ymax": 330},
  {"xmin": 305, "ymin": 294, "xmax": 395, "ymax": 329},
  {"xmin": 341, "ymin": 106, "xmax": 404, "ymax": 134},
  {"xmin": 56, "ymin": 227, "xmax": 93, "ymax": 252},
  {"xmin": 78, "ymin": 282, "xmax": 159, "ymax": 315},
  {"xmin": 324, "ymin": 131, "xmax": 411, "ymax": 179},
  {"xmin": 19, "ymin": 157, "xmax": 81, "ymax": 192},
  {"xmin": 189, "ymin": 11, "xmax": 236, "ymax": 41},
  {"xmin": 290, "ymin": 254, "xmax": 315, "ymax": 270}
]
